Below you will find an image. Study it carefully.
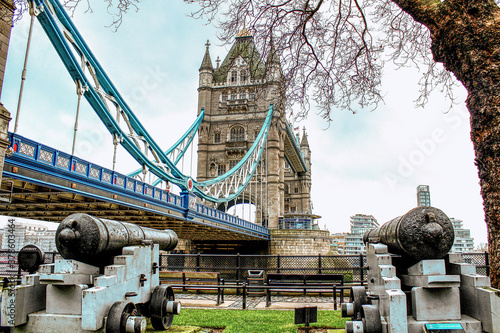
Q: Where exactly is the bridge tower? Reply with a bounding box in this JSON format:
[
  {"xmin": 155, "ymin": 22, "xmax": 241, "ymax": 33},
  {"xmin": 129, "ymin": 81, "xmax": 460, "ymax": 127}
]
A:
[
  {"xmin": 196, "ymin": 30, "xmax": 320, "ymax": 233},
  {"xmin": 196, "ymin": 30, "xmax": 286, "ymax": 230}
]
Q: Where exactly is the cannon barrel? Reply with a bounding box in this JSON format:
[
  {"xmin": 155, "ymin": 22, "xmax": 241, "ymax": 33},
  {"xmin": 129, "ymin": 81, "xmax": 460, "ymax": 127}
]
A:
[
  {"xmin": 56, "ymin": 213, "xmax": 178, "ymax": 267},
  {"xmin": 363, "ymin": 206, "xmax": 454, "ymax": 260}
]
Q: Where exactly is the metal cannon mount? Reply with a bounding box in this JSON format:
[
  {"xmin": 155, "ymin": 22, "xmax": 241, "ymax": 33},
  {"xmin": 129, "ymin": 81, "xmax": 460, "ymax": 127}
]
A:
[
  {"xmin": 341, "ymin": 207, "xmax": 500, "ymax": 333},
  {"xmin": 1, "ymin": 214, "xmax": 181, "ymax": 333}
]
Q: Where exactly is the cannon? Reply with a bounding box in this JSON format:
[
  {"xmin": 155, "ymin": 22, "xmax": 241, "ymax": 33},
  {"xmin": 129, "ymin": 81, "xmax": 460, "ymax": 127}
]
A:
[
  {"xmin": 56, "ymin": 213, "xmax": 178, "ymax": 267},
  {"xmin": 1, "ymin": 214, "xmax": 181, "ymax": 333},
  {"xmin": 363, "ymin": 206, "xmax": 454, "ymax": 261},
  {"xmin": 342, "ymin": 206, "xmax": 500, "ymax": 333}
]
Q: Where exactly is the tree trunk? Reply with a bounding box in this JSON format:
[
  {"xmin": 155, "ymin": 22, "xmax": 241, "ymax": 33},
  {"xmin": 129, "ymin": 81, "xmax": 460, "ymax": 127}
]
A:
[
  {"xmin": 393, "ymin": 0, "xmax": 500, "ymax": 287},
  {"xmin": 432, "ymin": 1, "xmax": 500, "ymax": 288}
]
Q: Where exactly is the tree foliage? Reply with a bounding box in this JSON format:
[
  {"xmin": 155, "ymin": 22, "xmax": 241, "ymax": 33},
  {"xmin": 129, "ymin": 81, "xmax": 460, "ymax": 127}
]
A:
[
  {"xmin": 12, "ymin": 0, "xmax": 140, "ymax": 30},
  {"xmin": 184, "ymin": 0, "xmax": 464, "ymax": 121},
  {"xmin": 12, "ymin": 0, "xmax": 460, "ymax": 120}
]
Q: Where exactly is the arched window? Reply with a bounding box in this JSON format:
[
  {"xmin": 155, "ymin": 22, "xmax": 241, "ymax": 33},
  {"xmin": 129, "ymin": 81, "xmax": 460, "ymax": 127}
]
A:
[{"xmin": 230, "ymin": 126, "xmax": 245, "ymax": 142}]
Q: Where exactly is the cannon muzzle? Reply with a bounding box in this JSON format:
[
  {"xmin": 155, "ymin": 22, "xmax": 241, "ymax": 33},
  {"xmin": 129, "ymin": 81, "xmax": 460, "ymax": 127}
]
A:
[
  {"xmin": 363, "ymin": 206, "xmax": 454, "ymax": 260},
  {"xmin": 56, "ymin": 213, "xmax": 178, "ymax": 267}
]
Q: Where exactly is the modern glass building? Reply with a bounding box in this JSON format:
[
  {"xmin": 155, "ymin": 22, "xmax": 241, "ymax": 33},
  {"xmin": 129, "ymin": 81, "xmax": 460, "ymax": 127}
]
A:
[
  {"xmin": 417, "ymin": 185, "xmax": 431, "ymax": 207},
  {"xmin": 344, "ymin": 214, "xmax": 379, "ymax": 255}
]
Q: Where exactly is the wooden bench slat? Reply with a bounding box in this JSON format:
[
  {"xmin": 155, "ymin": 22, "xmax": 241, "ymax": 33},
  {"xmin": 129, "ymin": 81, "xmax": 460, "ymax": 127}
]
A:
[
  {"xmin": 184, "ymin": 272, "xmax": 219, "ymax": 279},
  {"xmin": 159, "ymin": 271, "xmax": 183, "ymax": 279}
]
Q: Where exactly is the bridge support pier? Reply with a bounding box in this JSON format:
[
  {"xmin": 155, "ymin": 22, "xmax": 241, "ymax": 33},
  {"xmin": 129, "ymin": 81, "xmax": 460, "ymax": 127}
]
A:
[{"xmin": 268, "ymin": 229, "xmax": 331, "ymax": 255}]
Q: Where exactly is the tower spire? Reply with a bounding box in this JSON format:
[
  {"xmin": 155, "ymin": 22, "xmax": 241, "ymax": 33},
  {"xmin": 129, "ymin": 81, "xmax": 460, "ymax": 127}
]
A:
[
  {"xmin": 199, "ymin": 40, "xmax": 213, "ymax": 71},
  {"xmin": 266, "ymin": 35, "xmax": 280, "ymax": 65},
  {"xmin": 301, "ymin": 127, "xmax": 309, "ymax": 147}
]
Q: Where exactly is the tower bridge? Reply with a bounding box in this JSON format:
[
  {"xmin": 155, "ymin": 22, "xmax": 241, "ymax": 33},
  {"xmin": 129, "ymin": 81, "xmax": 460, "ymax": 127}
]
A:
[
  {"xmin": 0, "ymin": 0, "xmax": 330, "ymax": 254},
  {"xmin": 196, "ymin": 32, "xmax": 317, "ymax": 230}
]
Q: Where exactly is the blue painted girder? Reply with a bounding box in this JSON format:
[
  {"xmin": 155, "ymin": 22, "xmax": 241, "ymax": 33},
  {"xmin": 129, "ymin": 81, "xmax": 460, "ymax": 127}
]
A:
[{"xmin": 31, "ymin": 0, "xmax": 274, "ymax": 203}]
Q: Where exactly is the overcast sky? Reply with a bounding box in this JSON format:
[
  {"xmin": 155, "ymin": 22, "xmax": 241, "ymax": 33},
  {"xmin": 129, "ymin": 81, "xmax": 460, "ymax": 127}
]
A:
[{"xmin": 0, "ymin": 2, "xmax": 487, "ymax": 245}]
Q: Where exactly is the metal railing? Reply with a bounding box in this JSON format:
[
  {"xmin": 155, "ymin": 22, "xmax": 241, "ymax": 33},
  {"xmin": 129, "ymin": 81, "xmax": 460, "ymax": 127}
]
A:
[
  {"xmin": 160, "ymin": 252, "xmax": 491, "ymax": 284},
  {"xmin": 0, "ymin": 250, "xmax": 490, "ymax": 282},
  {"xmin": 6, "ymin": 133, "xmax": 269, "ymax": 239}
]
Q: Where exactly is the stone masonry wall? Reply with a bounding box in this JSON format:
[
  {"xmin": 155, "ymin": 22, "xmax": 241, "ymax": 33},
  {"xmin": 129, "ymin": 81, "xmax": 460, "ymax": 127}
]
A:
[
  {"xmin": 269, "ymin": 229, "xmax": 331, "ymax": 255},
  {"xmin": 0, "ymin": 0, "xmax": 14, "ymax": 184}
]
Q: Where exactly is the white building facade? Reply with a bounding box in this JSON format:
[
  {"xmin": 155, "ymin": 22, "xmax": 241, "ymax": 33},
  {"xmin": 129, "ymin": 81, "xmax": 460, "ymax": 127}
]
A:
[
  {"xmin": 1, "ymin": 220, "xmax": 56, "ymax": 252},
  {"xmin": 449, "ymin": 218, "xmax": 474, "ymax": 253},
  {"xmin": 344, "ymin": 214, "xmax": 379, "ymax": 255}
]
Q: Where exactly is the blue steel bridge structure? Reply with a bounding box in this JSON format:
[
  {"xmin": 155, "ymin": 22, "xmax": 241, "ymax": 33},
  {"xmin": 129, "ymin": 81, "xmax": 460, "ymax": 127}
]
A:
[{"xmin": 0, "ymin": 0, "xmax": 308, "ymax": 252}]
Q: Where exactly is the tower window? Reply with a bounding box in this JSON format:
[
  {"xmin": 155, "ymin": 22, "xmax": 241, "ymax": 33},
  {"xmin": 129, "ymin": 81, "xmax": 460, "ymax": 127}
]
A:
[
  {"xmin": 231, "ymin": 71, "xmax": 237, "ymax": 83},
  {"xmin": 217, "ymin": 165, "xmax": 226, "ymax": 176},
  {"xmin": 229, "ymin": 160, "xmax": 239, "ymax": 169},
  {"xmin": 214, "ymin": 132, "xmax": 221, "ymax": 143},
  {"xmin": 230, "ymin": 126, "xmax": 245, "ymax": 142}
]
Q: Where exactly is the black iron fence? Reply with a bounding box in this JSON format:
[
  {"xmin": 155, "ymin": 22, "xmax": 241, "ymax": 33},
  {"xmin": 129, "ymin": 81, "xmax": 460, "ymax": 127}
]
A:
[
  {"xmin": 160, "ymin": 252, "xmax": 491, "ymax": 284},
  {"xmin": 463, "ymin": 252, "xmax": 490, "ymax": 276},
  {"xmin": 162, "ymin": 253, "xmax": 366, "ymax": 283},
  {"xmin": 0, "ymin": 250, "xmax": 490, "ymax": 283}
]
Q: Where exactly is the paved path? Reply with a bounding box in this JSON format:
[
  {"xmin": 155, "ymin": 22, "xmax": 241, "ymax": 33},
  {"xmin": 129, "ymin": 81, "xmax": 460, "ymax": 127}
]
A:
[{"xmin": 175, "ymin": 293, "xmax": 346, "ymax": 310}]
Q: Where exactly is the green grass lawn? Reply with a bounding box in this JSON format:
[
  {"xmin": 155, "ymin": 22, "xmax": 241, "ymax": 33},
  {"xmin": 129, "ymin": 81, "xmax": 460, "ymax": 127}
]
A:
[{"xmin": 148, "ymin": 309, "xmax": 347, "ymax": 333}]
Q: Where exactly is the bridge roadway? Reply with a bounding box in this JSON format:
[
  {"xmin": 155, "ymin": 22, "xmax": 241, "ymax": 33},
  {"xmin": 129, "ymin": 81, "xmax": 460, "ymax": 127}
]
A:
[{"xmin": 0, "ymin": 133, "xmax": 270, "ymax": 248}]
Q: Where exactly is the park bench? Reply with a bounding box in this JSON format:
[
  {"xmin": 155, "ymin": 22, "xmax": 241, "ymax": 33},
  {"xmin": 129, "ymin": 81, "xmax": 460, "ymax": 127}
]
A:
[
  {"xmin": 265, "ymin": 273, "xmax": 345, "ymax": 308},
  {"xmin": 159, "ymin": 271, "xmax": 221, "ymax": 291},
  {"xmin": 160, "ymin": 271, "xmax": 224, "ymax": 305}
]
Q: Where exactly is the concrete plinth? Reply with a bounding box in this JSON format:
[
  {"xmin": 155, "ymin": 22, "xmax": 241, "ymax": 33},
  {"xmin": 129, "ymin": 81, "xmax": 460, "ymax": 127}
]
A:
[
  {"xmin": 407, "ymin": 314, "xmax": 481, "ymax": 333},
  {"xmin": 411, "ymin": 287, "xmax": 460, "ymax": 321},
  {"xmin": 268, "ymin": 229, "xmax": 330, "ymax": 255},
  {"xmin": 11, "ymin": 312, "xmax": 104, "ymax": 333},
  {"xmin": 46, "ymin": 284, "xmax": 87, "ymax": 315}
]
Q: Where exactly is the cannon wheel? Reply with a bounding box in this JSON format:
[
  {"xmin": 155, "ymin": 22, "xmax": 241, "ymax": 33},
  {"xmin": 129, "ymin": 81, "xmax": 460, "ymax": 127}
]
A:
[
  {"xmin": 361, "ymin": 304, "xmax": 382, "ymax": 333},
  {"xmin": 150, "ymin": 285, "xmax": 175, "ymax": 330},
  {"xmin": 351, "ymin": 286, "xmax": 367, "ymax": 319},
  {"xmin": 106, "ymin": 301, "xmax": 136, "ymax": 333}
]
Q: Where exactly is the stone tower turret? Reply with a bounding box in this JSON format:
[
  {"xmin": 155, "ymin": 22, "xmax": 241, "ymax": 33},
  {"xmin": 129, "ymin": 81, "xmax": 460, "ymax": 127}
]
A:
[
  {"xmin": 198, "ymin": 40, "xmax": 214, "ymax": 116},
  {"xmin": 300, "ymin": 127, "xmax": 312, "ymax": 214},
  {"xmin": 265, "ymin": 39, "xmax": 283, "ymax": 83},
  {"xmin": 195, "ymin": 30, "xmax": 286, "ymax": 229}
]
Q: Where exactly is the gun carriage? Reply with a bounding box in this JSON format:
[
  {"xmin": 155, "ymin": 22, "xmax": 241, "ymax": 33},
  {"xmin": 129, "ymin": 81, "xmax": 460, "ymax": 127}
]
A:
[
  {"xmin": 1, "ymin": 213, "xmax": 181, "ymax": 333},
  {"xmin": 342, "ymin": 206, "xmax": 500, "ymax": 333}
]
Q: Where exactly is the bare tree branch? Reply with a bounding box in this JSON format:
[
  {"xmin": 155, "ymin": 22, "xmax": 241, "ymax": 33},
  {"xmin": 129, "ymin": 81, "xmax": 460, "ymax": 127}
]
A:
[
  {"xmin": 185, "ymin": 0, "xmax": 465, "ymax": 120},
  {"xmin": 12, "ymin": 0, "xmax": 139, "ymax": 31}
]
